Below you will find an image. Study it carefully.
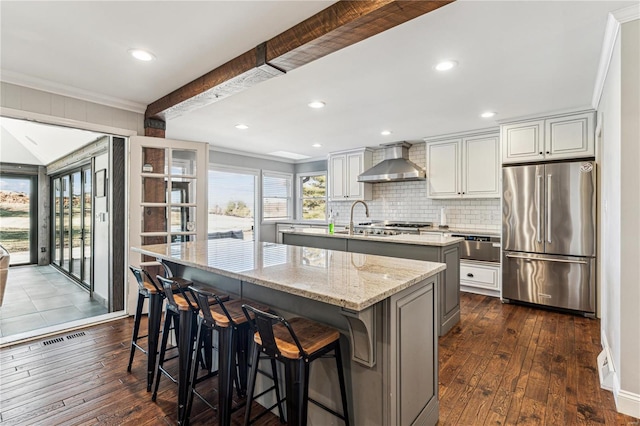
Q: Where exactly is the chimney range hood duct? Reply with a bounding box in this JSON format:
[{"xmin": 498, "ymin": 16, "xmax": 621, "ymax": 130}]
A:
[{"xmin": 358, "ymin": 142, "xmax": 426, "ymax": 183}]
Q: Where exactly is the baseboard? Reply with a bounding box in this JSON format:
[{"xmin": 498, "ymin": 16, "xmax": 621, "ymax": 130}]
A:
[
  {"xmin": 615, "ymin": 389, "xmax": 640, "ymax": 419},
  {"xmin": 600, "ymin": 334, "xmax": 640, "ymax": 419}
]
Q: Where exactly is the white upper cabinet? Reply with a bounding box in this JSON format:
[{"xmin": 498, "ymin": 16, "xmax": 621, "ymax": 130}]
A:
[
  {"xmin": 328, "ymin": 148, "xmax": 373, "ymax": 201},
  {"xmin": 501, "ymin": 111, "xmax": 595, "ymax": 164},
  {"xmin": 426, "ymin": 131, "xmax": 500, "ymax": 199}
]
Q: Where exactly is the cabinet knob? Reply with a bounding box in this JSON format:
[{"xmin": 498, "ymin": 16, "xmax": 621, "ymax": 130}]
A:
[
  {"xmin": 457, "ymin": 192, "xmax": 461, "ymax": 195},
  {"xmin": 546, "ymin": 151, "xmax": 550, "ymax": 154},
  {"xmin": 539, "ymin": 152, "xmax": 543, "ymax": 155},
  {"xmin": 467, "ymin": 273, "xmax": 474, "ymax": 278},
  {"xmin": 462, "ymin": 192, "xmax": 465, "ymax": 195}
]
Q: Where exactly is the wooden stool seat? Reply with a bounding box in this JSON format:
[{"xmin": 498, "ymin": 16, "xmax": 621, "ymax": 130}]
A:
[
  {"xmin": 242, "ymin": 305, "xmax": 349, "ymax": 426},
  {"xmin": 254, "ymin": 317, "xmax": 340, "ymax": 359},
  {"xmin": 202, "ymin": 299, "xmax": 269, "ymax": 327},
  {"xmin": 173, "ymin": 292, "xmax": 228, "ymax": 311}
]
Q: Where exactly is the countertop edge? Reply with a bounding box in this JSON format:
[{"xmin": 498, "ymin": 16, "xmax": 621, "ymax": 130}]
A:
[{"xmin": 132, "ymin": 245, "xmax": 446, "ymax": 311}]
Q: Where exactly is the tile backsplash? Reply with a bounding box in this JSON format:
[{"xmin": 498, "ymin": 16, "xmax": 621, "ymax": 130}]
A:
[{"xmin": 329, "ymin": 142, "xmax": 501, "ymax": 232}]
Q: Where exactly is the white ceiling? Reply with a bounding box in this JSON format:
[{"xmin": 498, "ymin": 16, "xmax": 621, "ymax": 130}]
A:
[{"xmin": 0, "ymin": 1, "xmax": 635, "ymax": 164}]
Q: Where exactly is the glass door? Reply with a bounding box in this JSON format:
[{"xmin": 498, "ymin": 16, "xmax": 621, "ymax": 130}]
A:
[
  {"xmin": 83, "ymin": 168, "xmax": 92, "ymax": 286},
  {"xmin": 70, "ymin": 171, "xmax": 82, "ymax": 279},
  {"xmin": 0, "ymin": 175, "xmax": 37, "ymax": 265},
  {"xmin": 53, "ymin": 178, "xmax": 62, "ymax": 266},
  {"xmin": 52, "ymin": 165, "xmax": 92, "ymax": 289}
]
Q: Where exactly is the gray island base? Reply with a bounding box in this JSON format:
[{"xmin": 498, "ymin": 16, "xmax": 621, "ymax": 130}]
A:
[
  {"xmin": 282, "ymin": 229, "xmax": 463, "ymax": 336},
  {"xmin": 132, "ymin": 239, "xmax": 446, "ymax": 425}
]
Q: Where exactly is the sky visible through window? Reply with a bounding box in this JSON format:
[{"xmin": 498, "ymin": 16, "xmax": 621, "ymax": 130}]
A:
[{"xmin": 0, "ymin": 178, "xmax": 30, "ymax": 193}]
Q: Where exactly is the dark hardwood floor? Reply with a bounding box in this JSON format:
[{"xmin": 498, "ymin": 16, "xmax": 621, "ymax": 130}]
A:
[
  {"xmin": 0, "ymin": 293, "xmax": 637, "ymax": 425},
  {"xmin": 439, "ymin": 293, "xmax": 638, "ymax": 425}
]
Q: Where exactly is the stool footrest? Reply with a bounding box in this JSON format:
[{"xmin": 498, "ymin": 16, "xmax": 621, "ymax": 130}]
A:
[{"xmin": 309, "ymin": 397, "xmax": 348, "ymax": 421}]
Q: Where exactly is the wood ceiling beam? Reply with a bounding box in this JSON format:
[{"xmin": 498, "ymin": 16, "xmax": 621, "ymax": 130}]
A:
[{"xmin": 145, "ymin": 0, "xmax": 454, "ymax": 121}]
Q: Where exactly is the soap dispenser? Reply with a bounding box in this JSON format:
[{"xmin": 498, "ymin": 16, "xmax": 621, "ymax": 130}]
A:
[{"xmin": 328, "ymin": 209, "xmax": 335, "ymax": 234}]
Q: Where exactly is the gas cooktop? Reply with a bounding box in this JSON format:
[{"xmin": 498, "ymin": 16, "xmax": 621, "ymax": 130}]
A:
[{"xmin": 354, "ymin": 221, "xmax": 434, "ymax": 235}]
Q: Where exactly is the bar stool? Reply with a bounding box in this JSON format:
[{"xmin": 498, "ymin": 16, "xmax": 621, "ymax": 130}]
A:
[
  {"xmin": 242, "ymin": 305, "xmax": 350, "ymax": 426},
  {"xmin": 127, "ymin": 265, "xmax": 192, "ymax": 391},
  {"xmin": 183, "ymin": 287, "xmax": 277, "ymax": 426},
  {"xmin": 152, "ymin": 275, "xmax": 225, "ymax": 424}
]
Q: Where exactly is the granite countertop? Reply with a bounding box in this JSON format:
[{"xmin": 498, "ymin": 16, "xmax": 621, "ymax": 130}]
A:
[
  {"xmin": 281, "ymin": 228, "xmax": 464, "ymax": 247},
  {"xmin": 133, "ymin": 239, "xmax": 446, "ymax": 311}
]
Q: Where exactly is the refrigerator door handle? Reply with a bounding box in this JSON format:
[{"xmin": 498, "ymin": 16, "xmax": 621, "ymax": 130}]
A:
[
  {"xmin": 505, "ymin": 253, "xmax": 588, "ymax": 264},
  {"xmin": 547, "ymin": 173, "xmax": 552, "ymax": 244},
  {"xmin": 536, "ymin": 174, "xmax": 543, "ymax": 243}
]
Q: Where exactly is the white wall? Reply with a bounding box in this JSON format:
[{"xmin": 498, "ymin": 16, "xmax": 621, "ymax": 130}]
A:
[
  {"xmin": 330, "ymin": 142, "xmax": 501, "ymax": 232},
  {"xmin": 618, "ymin": 18, "xmax": 640, "ymax": 400},
  {"xmin": 1, "ymin": 82, "xmax": 144, "ymax": 135},
  {"xmin": 598, "ymin": 17, "xmax": 640, "ymax": 417},
  {"xmin": 93, "ymin": 151, "xmax": 110, "ymax": 305}
]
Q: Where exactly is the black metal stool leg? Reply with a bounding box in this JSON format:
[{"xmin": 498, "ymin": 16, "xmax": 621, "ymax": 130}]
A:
[
  {"xmin": 271, "ymin": 358, "xmax": 285, "ymax": 423},
  {"xmin": 152, "ymin": 311, "xmax": 174, "ymax": 402},
  {"xmin": 284, "ymin": 358, "xmax": 310, "ymax": 426},
  {"xmin": 147, "ymin": 292, "xmax": 163, "ymax": 391},
  {"xmin": 183, "ymin": 318, "xmax": 204, "ymax": 426},
  {"xmin": 218, "ymin": 326, "xmax": 236, "ymax": 426},
  {"xmin": 243, "ymin": 343, "xmax": 260, "ymax": 426},
  {"xmin": 127, "ymin": 291, "xmax": 145, "ymax": 373},
  {"xmin": 335, "ymin": 341, "xmax": 350, "ymax": 426},
  {"xmin": 236, "ymin": 324, "xmax": 249, "ymax": 398}
]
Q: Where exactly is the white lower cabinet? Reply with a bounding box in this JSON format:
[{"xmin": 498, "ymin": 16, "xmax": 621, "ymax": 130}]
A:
[{"xmin": 460, "ymin": 260, "xmax": 501, "ymax": 297}]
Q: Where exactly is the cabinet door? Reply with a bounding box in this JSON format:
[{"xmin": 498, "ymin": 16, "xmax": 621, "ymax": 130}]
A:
[
  {"xmin": 329, "ymin": 154, "xmax": 346, "ymax": 199},
  {"xmin": 545, "ymin": 112, "xmax": 595, "ymax": 160},
  {"xmin": 346, "ymin": 152, "xmax": 364, "ymax": 198},
  {"xmin": 463, "ymin": 135, "xmax": 500, "ymax": 198},
  {"xmin": 427, "ymin": 139, "xmax": 460, "ymax": 198},
  {"xmin": 501, "ymin": 120, "xmax": 545, "ymax": 164}
]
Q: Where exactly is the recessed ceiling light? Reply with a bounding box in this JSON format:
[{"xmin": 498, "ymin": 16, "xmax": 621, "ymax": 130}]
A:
[
  {"xmin": 481, "ymin": 111, "xmax": 497, "ymax": 118},
  {"xmin": 434, "ymin": 60, "xmax": 458, "ymax": 71},
  {"xmin": 235, "ymin": 124, "xmax": 249, "ymax": 130},
  {"xmin": 128, "ymin": 48, "xmax": 156, "ymax": 61},
  {"xmin": 381, "ymin": 130, "xmax": 392, "ymax": 136},
  {"xmin": 308, "ymin": 101, "xmax": 326, "ymax": 109},
  {"xmin": 312, "ymin": 143, "xmax": 322, "ymax": 148}
]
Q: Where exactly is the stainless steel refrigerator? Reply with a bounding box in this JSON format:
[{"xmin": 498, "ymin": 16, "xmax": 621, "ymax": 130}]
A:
[{"xmin": 502, "ymin": 160, "xmax": 596, "ymax": 314}]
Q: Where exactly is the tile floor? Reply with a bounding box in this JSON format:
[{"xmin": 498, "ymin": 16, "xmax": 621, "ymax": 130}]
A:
[{"xmin": 0, "ymin": 265, "xmax": 108, "ymax": 337}]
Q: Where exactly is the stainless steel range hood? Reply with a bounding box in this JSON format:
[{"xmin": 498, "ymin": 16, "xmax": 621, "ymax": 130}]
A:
[{"xmin": 358, "ymin": 142, "xmax": 426, "ymax": 183}]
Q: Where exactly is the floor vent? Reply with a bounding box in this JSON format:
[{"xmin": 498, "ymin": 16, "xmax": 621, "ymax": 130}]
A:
[
  {"xmin": 42, "ymin": 337, "xmax": 65, "ymax": 346},
  {"xmin": 66, "ymin": 332, "xmax": 86, "ymax": 340}
]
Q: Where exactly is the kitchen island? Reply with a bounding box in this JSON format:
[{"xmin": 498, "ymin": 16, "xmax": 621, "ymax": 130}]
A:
[
  {"xmin": 133, "ymin": 239, "xmax": 445, "ymax": 425},
  {"xmin": 281, "ymin": 229, "xmax": 463, "ymax": 336}
]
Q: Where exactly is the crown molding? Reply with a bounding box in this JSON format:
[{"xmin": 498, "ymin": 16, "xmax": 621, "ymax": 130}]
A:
[
  {"xmin": 1, "ymin": 69, "xmax": 146, "ymax": 114},
  {"xmin": 592, "ymin": 4, "xmax": 640, "ymax": 109}
]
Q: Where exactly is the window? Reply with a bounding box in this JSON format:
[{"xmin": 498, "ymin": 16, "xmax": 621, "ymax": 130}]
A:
[
  {"xmin": 208, "ymin": 166, "xmax": 258, "ymax": 240},
  {"xmin": 262, "ymin": 172, "xmax": 292, "ymax": 221},
  {"xmin": 298, "ymin": 172, "xmax": 327, "ymax": 221}
]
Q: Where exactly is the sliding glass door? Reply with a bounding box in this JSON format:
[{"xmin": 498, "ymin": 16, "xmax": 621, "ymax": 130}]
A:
[{"xmin": 52, "ymin": 165, "xmax": 92, "ymax": 288}]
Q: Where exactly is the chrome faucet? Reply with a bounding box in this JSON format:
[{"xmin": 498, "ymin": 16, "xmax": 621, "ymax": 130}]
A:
[{"xmin": 349, "ymin": 200, "xmax": 370, "ymax": 235}]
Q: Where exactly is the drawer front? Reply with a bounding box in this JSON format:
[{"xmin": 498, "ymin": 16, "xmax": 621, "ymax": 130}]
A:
[{"xmin": 460, "ymin": 263, "xmax": 498, "ymax": 289}]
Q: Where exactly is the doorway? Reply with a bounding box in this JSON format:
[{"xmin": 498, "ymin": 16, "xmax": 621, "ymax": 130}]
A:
[{"xmin": 0, "ymin": 174, "xmax": 37, "ymax": 265}]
